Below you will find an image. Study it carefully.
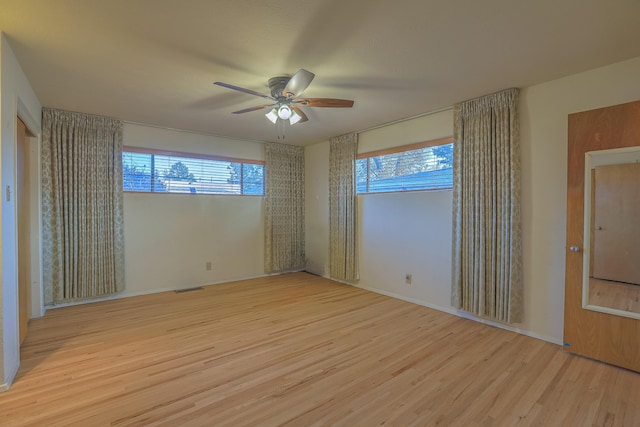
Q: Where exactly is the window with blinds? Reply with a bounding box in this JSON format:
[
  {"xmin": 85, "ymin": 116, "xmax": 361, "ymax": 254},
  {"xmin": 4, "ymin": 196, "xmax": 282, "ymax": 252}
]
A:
[
  {"xmin": 356, "ymin": 138, "xmax": 453, "ymax": 194},
  {"xmin": 122, "ymin": 148, "xmax": 264, "ymax": 195}
]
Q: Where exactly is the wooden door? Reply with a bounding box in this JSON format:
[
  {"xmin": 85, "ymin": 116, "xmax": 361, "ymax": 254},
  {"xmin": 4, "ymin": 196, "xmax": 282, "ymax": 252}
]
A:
[
  {"xmin": 592, "ymin": 163, "xmax": 640, "ymax": 285},
  {"xmin": 17, "ymin": 117, "xmax": 31, "ymax": 344},
  {"xmin": 564, "ymin": 100, "xmax": 640, "ymax": 372}
]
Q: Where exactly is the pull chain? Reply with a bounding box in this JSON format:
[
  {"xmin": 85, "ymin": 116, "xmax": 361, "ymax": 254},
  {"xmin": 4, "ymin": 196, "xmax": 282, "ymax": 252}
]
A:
[{"xmin": 276, "ymin": 118, "xmax": 286, "ymax": 140}]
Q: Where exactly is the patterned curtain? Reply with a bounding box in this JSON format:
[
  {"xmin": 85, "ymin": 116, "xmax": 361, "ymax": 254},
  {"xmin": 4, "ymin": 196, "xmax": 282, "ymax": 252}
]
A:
[
  {"xmin": 329, "ymin": 133, "xmax": 359, "ymax": 282},
  {"xmin": 264, "ymin": 143, "xmax": 305, "ymax": 273},
  {"xmin": 451, "ymin": 88, "xmax": 523, "ymax": 323},
  {"xmin": 41, "ymin": 108, "xmax": 125, "ymax": 304}
]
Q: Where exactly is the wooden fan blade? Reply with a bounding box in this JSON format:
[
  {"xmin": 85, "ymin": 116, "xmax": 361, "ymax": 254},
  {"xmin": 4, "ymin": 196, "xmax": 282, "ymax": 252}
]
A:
[
  {"xmin": 296, "ymin": 98, "xmax": 354, "ymax": 108},
  {"xmin": 232, "ymin": 103, "xmax": 277, "ymax": 114},
  {"xmin": 283, "ymin": 69, "xmax": 315, "ymax": 98},
  {"xmin": 291, "ymin": 104, "xmax": 309, "ymax": 123},
  {"xmin": 214, "ymin": 82, "xmax": 274, "ymax": 100}
]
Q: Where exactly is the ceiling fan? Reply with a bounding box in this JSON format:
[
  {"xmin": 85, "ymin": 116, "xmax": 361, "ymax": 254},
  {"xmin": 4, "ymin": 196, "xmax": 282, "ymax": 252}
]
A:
[{"xmin": 214, "ymin": 69, "xmax": 354, "ymax": 125}]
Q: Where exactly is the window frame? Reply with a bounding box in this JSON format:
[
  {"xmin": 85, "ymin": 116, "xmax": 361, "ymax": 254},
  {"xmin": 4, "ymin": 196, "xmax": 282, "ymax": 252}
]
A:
[
  {"xmin": 122, "ymin": 146, "xmax": 265, "ymax": 196},
  {"xmin": 356, "ymin": 136, "xmax": 454, "ymax": 195}
]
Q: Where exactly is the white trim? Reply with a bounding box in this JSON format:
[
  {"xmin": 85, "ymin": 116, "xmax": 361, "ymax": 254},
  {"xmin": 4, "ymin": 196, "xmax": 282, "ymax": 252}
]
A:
[
  {"xmin": 34, "ymin": 131, "xmax": 45, "ymax": 319},
  {"xmin": 0, "ymin": 359, "xmax": 19, "ymax": 392},
  {"xmin": 43, "ymin": 270, "xmax": 563, "ymax": 346},
  {"xmin": 16, "ymin": 114, "xmax": 46, "ymax": 320},
  {"xmin": 5, "ymin": 95, "xmax": 21, "ymax": 393},
  {"xmin": 44, "ymin": 273, "xmax": 275, "ymax": 310},
  {"xmin": 16, "ymin": 98, "xmax": 39, "ymax": 137},
  {"xmin": 585, "ymin": 303, "xmax": 640, "ymax": 321},
  {"xmin": 582, "ymin": 147, "xmax": 640, "ymax": 320},
  {"xmin": 329, "ymin": 276, "xmax": 564, "ymax": 346}
]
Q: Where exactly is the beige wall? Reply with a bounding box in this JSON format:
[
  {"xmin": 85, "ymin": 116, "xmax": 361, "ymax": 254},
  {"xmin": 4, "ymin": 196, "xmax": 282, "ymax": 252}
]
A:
[
  {"xmin": 305, "ymin": 142, "xmax": 330, "ymax": 276},
  {"xmin": 0, "ymin": 33, "xmax": 42, "ymax": 390},
  {"xmin": 2, "ymin": 30, "xmax": 639, "ymax": 390},
  {"xmin": 121, "ymin": 124, "xmax": 266, "ymax": 296},
  {"xmin": 519, "ymin": 55, "xmax": 640, "ymax": 342},
  {"xmin": 355, "ymin": 110, "xmax": 455, "ymax": 309},
  {"xmin": 305, "ymin": 56, "xmax": 640, "ymax": 344}
]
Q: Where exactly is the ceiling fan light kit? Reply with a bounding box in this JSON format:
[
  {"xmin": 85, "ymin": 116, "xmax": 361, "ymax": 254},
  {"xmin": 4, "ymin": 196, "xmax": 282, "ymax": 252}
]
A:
[
  {"xmin": 265, "ymin": 108, "xmax": 278, "ymax": 124},
  {"xmin": 277, "ymin": 105, "xmax": 292, "ymax": 120},
  {"xmin": 214, "ymin": 69, "xmax": 355, "ymax": 127},
  {"xmin": 288, "ymin": 110, "xmax": 302, "ymax": 125},
  {"xmin": 265, "ymin": 106, "xmax": 302, "ymax": 125}
]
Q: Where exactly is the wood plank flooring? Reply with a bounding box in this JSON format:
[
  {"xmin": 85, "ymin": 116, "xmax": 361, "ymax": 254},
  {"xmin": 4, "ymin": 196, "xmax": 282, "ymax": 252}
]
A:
[
  {"xmin": 589, "ymin": 278, "xmax": 640, "ymax": 315},
  {"xmin": 1, "ymin": 272, "xmax": 639, "ymax": 426}
]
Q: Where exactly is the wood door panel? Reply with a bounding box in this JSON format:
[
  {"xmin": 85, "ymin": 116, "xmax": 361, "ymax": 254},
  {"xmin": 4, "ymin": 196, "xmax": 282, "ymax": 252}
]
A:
[{"xmin": 564, "ymin": 100, "xmax": 640, "ymax": 372}]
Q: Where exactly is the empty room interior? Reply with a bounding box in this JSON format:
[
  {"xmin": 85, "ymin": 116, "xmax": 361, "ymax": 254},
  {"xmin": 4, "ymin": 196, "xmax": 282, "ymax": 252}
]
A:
[{"xmin": 1, "ymin": 1, "xmax": 640, "ymax": 425}]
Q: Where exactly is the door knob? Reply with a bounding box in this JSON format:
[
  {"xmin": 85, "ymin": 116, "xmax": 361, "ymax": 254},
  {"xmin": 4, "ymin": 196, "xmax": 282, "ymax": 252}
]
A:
[{"xmin": 569, "ymin": 246, "xmax": 581, "ymax": 252}]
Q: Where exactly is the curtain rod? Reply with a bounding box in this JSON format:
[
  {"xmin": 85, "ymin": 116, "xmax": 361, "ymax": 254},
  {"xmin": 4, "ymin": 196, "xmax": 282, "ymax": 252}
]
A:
[
  {"xmin": 43, "ymin": 106, "xmax": 122, "ymax": 121},
  {"xmin": 124, "ymin": 106, "xmax": 455, "ymax": 144},
  {"xmin": 356, "ymin": 106, "xmax": 453, "ymax": 135},
  {"xmin": 122, "ymin": 119, "xmax": 268, "ymax": 144},
  {"xmin": 43, "ymin": 106, "xmax": 265, "ymax": 144}
]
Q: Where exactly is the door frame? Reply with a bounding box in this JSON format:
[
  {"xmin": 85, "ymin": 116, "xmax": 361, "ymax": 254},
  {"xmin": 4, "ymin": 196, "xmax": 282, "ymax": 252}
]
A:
[
  {"xmin": 14, "ymin": 104, "xmax": 45, "ymax": 333},
  {"xmin": 17, "ymin": 116, "xmax": 32, "ymax": 344}
]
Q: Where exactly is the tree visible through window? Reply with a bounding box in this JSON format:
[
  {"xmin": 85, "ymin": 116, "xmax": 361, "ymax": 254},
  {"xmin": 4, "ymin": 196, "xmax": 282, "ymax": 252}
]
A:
[
  {"xmin": 164, "ymin": 161, "xmax": 196, "ymax": 183},
  {"xmin": 227, "ymin": 163, "xmax": 266, "ymax": 195},
  {"xmin": 122, "ymin": 149, "xmax": 264, "ymax": 195},
  {"xmin": 356, "ymin": 140, "xmax": 453, "ymax": 193}
]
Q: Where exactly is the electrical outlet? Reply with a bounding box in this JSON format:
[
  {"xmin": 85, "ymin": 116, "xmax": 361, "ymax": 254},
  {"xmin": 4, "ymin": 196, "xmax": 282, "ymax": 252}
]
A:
[
  {"xmin": 405, "ymin": 274, "xmax": 412, "ymax": 284},
  {"xmin": 205, "ymin": 261, "xmax": 212, "ymax": 271}
]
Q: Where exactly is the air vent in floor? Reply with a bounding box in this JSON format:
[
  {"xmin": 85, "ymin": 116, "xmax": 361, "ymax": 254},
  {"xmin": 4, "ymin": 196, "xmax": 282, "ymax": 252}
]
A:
[{"xmin": 175, "ymin": 287, "xmax": 204, "ymax": 294}]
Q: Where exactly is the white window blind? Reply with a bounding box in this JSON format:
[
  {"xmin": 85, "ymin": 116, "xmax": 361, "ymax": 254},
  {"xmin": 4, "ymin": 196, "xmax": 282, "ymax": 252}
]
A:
[
  {"xmin": 356, "ymin": 141, "xmax": 453, "ymax": 194},
  {"xmin": 122, "ymin": 148, "xmax": 264, "ymax": 195}
]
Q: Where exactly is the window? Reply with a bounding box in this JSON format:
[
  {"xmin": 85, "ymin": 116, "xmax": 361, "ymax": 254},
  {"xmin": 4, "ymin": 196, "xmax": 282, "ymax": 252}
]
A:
[
  {"xmin": 122, "ymin": 147, "xmax": 264, "ymax": 195},
  {"xmin": 356, "ymin": 138, "xmax": 453, "ymax": 194}
]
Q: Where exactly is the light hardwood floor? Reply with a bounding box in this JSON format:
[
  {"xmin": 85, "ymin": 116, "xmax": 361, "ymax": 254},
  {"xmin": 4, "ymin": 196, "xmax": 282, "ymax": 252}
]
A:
[
  {"xmin": 1, "ymin": 272, "xmax": 638, "ymax": 426},
  {"xmin": 589, "ymin": 278, "xmax": 640, "ymax": 315}
]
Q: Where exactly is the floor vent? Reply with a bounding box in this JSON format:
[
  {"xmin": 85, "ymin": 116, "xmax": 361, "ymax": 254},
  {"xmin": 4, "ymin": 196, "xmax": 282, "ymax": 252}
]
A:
[{"xmin": 175, "ymin": 287, "xmax": 204, "ymax": 294}]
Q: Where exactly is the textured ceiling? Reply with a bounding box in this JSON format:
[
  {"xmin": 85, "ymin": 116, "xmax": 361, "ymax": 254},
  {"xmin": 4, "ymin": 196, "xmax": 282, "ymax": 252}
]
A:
[{"xmin": 2, "ymin": 0, "xmax": 640, "ymax": 146}]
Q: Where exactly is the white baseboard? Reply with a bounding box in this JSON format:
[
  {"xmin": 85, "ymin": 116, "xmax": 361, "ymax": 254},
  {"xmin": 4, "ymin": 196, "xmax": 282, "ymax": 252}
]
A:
[
  {"xmin": 44, "ymin": 271, "xmax": 563, "ymax": 346},
  {"xmin": 327, "ymin": 275, "xmax": 563, "ymax": 346},
  {"xmin": 0, "ymin": 361, "xmax": 19, "ymax": 393},
  {"xmin": 45, "ymin": 273, "xmax": 273, "ymax": 310}
]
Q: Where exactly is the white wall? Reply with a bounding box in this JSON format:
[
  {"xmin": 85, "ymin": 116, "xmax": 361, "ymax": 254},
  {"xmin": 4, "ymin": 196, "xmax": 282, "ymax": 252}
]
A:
[
  {"xmin": 357, "ymin": 190, "xmax": 453, "ymax": 308},
  {"xmin": 519, "ymin": 55, "xmax": 640, "ymax": 343},
  {"xmin": 1, "ymin": 30, "xmax": 638, "ymax": 392},
  {"xmin": 355, "ymin": 110, "xmax": 455, "ymax": 309},
  {"xmin": 305, "ymin": 142, "xmax": 330, "ymax": 276},
  {"xmin": 121, "ymin": 124, "xmax": 266, "ymax": 296},
  {"xmin": 305, "ymin": 56, "xmax": 640, "ymax": 345},
  {"xmin": 0, "ymin": 33, "xmax": 42, "ymax": 390}
]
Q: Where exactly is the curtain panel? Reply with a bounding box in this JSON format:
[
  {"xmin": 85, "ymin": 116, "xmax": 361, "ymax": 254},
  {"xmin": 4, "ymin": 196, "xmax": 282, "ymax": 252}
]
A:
[
  {"xmin": 41, "ymin": 108, "xmax": 125, "ymax": 304},
  {"xmin": 264, "ymin": 143, "xmax": 305, "ymax": 273},
  {"xmin": 451, "ymin": 88, "xmax": 523, "ymax": 324},
  {"xmin": 329, "ymin": 133, "xmax": 359, "ymax": 282}
]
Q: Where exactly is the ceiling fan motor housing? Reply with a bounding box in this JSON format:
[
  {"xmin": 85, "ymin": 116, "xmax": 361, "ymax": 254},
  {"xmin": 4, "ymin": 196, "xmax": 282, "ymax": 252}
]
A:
[
  {"xmin": 214, "ymin": 69, "xmax": 353, "ymax": 123},
  {"xmin": 268, "ymin": 76, "xmax": 291, "ymax": 99}
]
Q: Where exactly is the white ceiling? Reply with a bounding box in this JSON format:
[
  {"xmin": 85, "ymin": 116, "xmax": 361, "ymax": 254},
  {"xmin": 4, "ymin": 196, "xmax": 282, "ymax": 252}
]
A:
[{"xmin": 2, "ymin": 0, "xmax": 640, "ymax": 146}]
